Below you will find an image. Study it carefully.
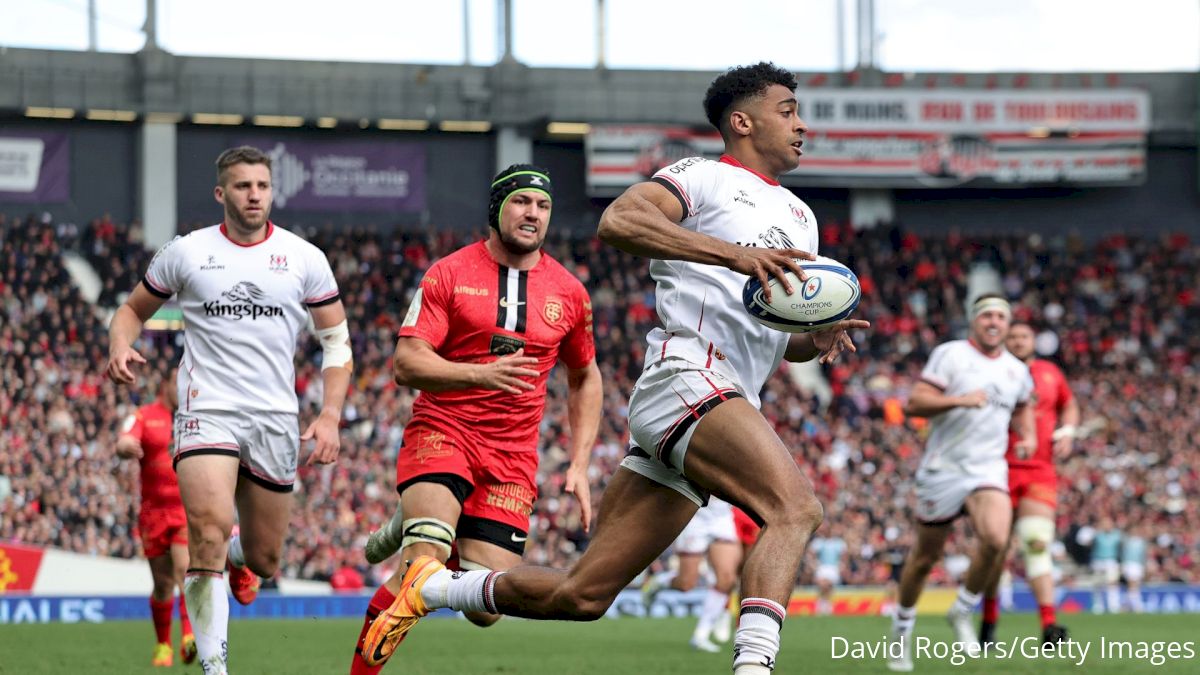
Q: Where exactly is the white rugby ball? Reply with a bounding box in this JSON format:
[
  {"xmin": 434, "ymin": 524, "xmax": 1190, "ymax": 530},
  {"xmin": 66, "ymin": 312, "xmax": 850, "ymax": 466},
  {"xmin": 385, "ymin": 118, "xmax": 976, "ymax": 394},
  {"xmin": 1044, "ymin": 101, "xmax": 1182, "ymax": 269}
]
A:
[{"xmin": 742, "ymin": 255, "xmax": 861, "ymax": 333}]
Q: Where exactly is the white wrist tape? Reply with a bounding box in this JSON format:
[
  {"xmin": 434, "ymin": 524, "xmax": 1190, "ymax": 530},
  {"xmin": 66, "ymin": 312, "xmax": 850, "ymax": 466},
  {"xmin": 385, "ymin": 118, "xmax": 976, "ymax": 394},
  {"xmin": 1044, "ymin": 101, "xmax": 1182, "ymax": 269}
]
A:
[
  {"xmin": 1051, "ymin": 425, "xmax": 1077, "ymax": 441},
  {"xmin": 316, "ymin": 320, "xmax": 353, "ymax": 371}
]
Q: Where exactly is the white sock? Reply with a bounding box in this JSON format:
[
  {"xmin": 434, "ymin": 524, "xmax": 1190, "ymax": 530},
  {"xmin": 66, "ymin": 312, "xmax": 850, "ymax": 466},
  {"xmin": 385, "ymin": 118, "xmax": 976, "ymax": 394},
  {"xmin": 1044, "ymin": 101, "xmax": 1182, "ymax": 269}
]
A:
[
  {"xmin": 693, "ymin": 589, "xmax": 729, "ymax": 640},
  {"xmin": 733, "ymin": 666, "xmax": 773, "ymax": 675},
  {"xmin": 420, "ymin": 568, "xmax": 506, "ymax": 614},
  {"xmin": 893, "ymin": 604, "xmax": 916, "ymax": 636},
  {"xmin": 712, "ymin": 608, "xmax": 733, "ymax": 642},
  {"xmin": 653, "ymin": 569, "xmax": 677, "ymax": 588},
  {"xmin": 952, "ymin": 586, "xmax": 981, "ymax": 614},
  {"xmin": 184, "ymin": 570, "xmax": 229, "ymax": 675},
  {"xmin": 1106, "ymin": 585, "xmax": 1122, "ymax": 612},
  {"xmin": 733, "ymin": 598, "xmax": 784, "ymax": 671},
  {"xmin": 227, "ymin": 535, "xmax": 245, "ymax": 568},
  {"xmin": 1128, "ymin": 590, "xmax": 1143, "ymax": 613}
]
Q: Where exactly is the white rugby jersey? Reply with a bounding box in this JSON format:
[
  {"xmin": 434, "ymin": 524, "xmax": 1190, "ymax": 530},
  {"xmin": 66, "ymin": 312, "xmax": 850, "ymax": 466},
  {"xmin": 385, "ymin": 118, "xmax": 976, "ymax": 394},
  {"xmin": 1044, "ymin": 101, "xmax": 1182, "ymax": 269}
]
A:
[
  {"xmin": 917, "ymin": 340, "xmax": 1034, "ymax": 478},
  {"xmin": 644, "ymin": 155, "xmax": 819, "ymax": 408},
  {"xmin": 143, "ymin": 223, "xmax": 340, "ymax": 414}
]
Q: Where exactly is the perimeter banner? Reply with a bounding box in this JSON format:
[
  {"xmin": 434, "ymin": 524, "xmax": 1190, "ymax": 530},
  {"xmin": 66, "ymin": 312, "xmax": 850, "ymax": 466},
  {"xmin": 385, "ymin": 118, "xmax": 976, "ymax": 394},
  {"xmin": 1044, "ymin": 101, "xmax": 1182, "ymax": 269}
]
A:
[
  {"xmin": 0, "ymin": 132, "xmax": 70, "ymax": 202},
  {"xmin": 586, "ymin": 90, "xmax": 1150, "ymax": 194},
  {"xmin": 239, "ymin": 138, "xmax": 426, "ymax": 211},
  {"xmin": 0, "ymin": 543, "xmax": 45, "ymax": 593}
]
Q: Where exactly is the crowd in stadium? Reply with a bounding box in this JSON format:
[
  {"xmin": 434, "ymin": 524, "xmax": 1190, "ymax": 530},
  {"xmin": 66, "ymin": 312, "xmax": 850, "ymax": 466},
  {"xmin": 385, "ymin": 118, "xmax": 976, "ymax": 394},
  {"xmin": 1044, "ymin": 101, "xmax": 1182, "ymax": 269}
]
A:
[{"xmin": 1, "ymin": 211, "xmax": 1197, "ymax": 592}]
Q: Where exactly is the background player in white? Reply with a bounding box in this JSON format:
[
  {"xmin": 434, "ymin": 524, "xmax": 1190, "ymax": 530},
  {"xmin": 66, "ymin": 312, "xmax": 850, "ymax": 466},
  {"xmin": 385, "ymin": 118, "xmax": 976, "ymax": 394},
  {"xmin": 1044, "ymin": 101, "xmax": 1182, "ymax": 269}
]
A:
[
  {"xmin": 1120, "ymin": 520, "xmax": 1148, "ymax": 613},
  {"xmin": 643, "ymin": 497, "xmax": 742, "ymax": 652},
  {"xmin": 1090, "ymin": 515, "xmax": 1123, "ymax": 613},
  {"xmin": 373, "ymin": 62, "xmax": 869, "ymax": 675},
  {"xmin": 888, "ymin": 295, "xmax": 1035, "ymax": 672},
  {"xmin": 106, "ymin": 146, "xmax": 352, "ymax": 675},
  {"xmin": 810, "ymin": 524, "xmax": 847, "ymax": 616}
]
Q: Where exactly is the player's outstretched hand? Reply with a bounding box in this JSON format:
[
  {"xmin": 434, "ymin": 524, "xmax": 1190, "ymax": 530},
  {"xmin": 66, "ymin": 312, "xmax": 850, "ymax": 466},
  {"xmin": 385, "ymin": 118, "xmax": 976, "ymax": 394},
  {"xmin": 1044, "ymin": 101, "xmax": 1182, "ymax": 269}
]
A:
[
  {"xmin": 811, "ymin": 319, "xmax": 872, "ymax": 365},
  {"xmin": 477, "ymin": 348, "xmax": 540, "ymax": 395},
  {"xmin": 302, "ymin": 411, "xmax": 342, "ymax": 465},
  {"xmin": 957, "ymin": 389, "xmax": 989, "ymax": 409},
  {"xmin": 726, "ymin": 247, "xmax": 815, "ymax": 302},
  {"xmin": 106, "ymin": 345, "xmax": 147, "ymax": 384},
  {"xmin": 563, "ymin": 463, "xmax": 593, "ymax": 533}
]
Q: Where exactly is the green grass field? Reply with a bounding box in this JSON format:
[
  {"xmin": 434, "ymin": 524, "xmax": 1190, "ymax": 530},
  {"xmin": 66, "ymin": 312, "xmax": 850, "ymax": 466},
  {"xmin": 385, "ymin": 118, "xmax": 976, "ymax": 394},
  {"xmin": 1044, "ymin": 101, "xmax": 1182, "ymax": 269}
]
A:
[{"xmin": 1, "ymin": 614, "xmax": 1197, "ymax": 674}]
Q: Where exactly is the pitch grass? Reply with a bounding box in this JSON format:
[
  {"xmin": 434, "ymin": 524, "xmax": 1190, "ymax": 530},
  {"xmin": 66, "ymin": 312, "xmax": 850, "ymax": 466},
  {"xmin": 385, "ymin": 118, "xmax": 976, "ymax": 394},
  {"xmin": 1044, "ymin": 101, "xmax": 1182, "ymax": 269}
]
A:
[{"xmin": 1, "ymin": 614, "xmax": 1197, "ymax": 674}]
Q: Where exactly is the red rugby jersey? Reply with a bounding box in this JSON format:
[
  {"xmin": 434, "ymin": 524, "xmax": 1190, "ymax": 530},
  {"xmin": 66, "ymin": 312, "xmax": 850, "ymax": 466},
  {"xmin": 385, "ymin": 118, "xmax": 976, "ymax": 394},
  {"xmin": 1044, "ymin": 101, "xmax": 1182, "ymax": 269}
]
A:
[
  {"xmin": 398, "ymin": 241, "xmax": 595, "ymax": 451},
  {"xmin": 120, "ymin": 401, "xmax": 182, "ymax": 509},
  {"xmin": 1007, "ymin": 359, "xmax": 1074, "ymax": 470}
]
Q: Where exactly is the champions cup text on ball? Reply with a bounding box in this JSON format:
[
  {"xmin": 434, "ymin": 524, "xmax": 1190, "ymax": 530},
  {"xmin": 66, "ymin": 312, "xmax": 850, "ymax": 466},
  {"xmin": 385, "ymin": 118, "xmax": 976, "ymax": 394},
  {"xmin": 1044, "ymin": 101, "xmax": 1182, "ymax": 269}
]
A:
[{"xmin": 742, "ymin": 256, "xmax": 862, "ymax": 333}]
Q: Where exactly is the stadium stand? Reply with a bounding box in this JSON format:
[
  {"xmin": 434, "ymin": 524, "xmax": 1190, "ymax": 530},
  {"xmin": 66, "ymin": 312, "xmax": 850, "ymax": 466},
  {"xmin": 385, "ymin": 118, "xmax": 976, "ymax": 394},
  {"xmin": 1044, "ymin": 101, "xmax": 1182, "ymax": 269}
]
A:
[{"xmin": 1, "ymin": 212, "xmax": 1197, "ymax": 589}]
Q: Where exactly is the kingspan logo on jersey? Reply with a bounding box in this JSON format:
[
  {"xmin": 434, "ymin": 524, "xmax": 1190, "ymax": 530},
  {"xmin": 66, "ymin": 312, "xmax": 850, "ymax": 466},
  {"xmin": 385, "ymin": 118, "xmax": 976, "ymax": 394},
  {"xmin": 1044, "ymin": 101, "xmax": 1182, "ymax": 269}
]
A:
[{"xmin": 204, "ymin": 282, "xmax": 284, "ymax": 320}]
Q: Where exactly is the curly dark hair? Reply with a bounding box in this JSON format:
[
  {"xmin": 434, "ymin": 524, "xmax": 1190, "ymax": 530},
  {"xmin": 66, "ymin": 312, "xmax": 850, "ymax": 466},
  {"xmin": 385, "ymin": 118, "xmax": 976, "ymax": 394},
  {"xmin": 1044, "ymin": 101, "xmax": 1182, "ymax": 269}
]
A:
[{"xmin": 703, "ymin": 62, "xmax": 798, "ymax": 136}]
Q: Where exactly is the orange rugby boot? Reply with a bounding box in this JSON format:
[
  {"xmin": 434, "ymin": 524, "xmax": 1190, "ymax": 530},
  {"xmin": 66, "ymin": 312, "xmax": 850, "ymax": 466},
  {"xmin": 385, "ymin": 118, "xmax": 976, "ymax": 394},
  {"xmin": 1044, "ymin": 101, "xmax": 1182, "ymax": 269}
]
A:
[
  {"xmin": 227, "ymin": 559, "xmax": 260, "ymax": 606},
  {"xmin": 151, "ymin": 642, "xmax": 173, "ymax": 667},
  {"xmin": 360, "ymin": 556, "xmax": 444, "ymax": 666}
]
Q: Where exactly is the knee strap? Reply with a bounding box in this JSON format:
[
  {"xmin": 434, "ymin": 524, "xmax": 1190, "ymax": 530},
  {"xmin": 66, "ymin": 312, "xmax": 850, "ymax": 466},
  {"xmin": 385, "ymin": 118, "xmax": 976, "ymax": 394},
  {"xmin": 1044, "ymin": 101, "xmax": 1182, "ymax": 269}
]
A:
[
  {"xmin": 1015, "ymin": 516, "xmax": 1055, "ymax": 579},
  {"xmin": 401, "ymin": 517, "xmax": 456, "ymax": 556}
]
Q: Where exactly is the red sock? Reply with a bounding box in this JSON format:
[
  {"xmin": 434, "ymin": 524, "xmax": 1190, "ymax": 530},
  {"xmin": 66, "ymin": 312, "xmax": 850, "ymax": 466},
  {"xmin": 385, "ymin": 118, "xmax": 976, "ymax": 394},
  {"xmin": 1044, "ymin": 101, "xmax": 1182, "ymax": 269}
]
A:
[
  {"xmin": 150, "ymin": 597, "xmax": 173, "ymax": 644},
  {"xmin": 177, "ymin": 593, "xmax": 193, "ymax": 635},
  {"xmin": 982, "ymin": 596, "xmax": 999, "ymax": 624},
  {"xmin": 1039, "ymin": 604, "xmax": 1056, "ymax": 629},
  {"xmin": 350, "ymin": 585, "xmax": 397, "ymax": 675}
]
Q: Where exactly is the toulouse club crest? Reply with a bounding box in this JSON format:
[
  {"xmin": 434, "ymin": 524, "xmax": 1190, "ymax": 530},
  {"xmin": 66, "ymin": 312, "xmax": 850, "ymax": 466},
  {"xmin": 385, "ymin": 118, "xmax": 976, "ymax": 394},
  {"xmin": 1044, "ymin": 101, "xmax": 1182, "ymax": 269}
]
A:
[{"xmin": 544, "ymin": 299, "xmax": 564, "ymax": 324}]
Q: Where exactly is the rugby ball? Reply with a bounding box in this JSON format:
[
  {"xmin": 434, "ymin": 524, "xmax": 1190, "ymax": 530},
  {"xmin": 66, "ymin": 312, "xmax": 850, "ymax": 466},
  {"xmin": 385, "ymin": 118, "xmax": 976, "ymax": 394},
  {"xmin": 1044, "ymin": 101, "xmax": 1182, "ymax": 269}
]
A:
[{"xmin": 742, "ymin": 255, "xmax": 861, "ymax": 333}]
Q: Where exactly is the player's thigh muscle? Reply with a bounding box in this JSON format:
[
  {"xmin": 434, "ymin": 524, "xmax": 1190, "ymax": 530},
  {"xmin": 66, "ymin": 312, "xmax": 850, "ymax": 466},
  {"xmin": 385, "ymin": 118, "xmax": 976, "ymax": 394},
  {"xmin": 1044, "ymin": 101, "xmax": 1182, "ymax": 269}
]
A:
[
  {"xmin": 682, "ymin": 397, "xmax": 812, "ymax": 519},
  {"xmin": 911, "ymin": 521, "xmax": 954, "ymax": 559},
  {"xmin": 1015, "ymin": 497, "xmax": 1054, "ymax": 520},
  {"xmin": 457, "ymin": 538, "xmax": 522, "ymax": 571},
  {"xmin": 176, "ymin": 455, "xmax": 239, "ymax": 524},
  {"xmin": 964, "ymin": 489, "xmax": 1012, "ymax": 545},
  {"xmin": 235, "ymin": 479, "xmax": 294, "ymax": 552},
  {"xmin": 708, "ymin": 540, "xmax": 742, "ymax": 577},
  {"xmin": 400, "ymin": 481, "xmax": 464, "ymax": 525}
]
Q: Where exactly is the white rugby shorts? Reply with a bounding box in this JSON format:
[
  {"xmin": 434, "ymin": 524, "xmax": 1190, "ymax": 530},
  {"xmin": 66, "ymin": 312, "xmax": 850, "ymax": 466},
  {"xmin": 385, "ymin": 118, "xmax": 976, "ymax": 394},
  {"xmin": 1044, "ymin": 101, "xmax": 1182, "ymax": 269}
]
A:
[
  {"xmin": 1091, "ymin": 559, "xmax": 1120, "ymax": 584},
  {"xmin": 815, "ymin": 563, "xmax": 841, "ymax": 585},
  {"xmin": 913, "ymin": 468, "xmax": 1008, "ymax": 525},
  {"xmin": 1120, "ymin": 561, "xmax": 1145, "ymax": 583},
  {"xmin": 173, "ymin": 409, "xmax": 300, "ymax": 492},
  {"xmin": 620, "ymin": 359, "xmax": 745, "ymax": 507},
  {"xmin": 673, "ymin": 497, "xmax": 738, "ymax": 554}
]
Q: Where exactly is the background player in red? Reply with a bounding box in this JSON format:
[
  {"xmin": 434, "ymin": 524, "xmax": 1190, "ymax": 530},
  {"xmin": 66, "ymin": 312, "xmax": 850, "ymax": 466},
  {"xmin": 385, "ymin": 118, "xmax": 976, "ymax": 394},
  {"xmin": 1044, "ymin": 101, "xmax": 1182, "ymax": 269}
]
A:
[
  {"xmin": 353, "ymin": 164, "xmax": 602, "ymax": 671},
  {"xmin": 115, "ymin": 368, "xmax": 196, "ymax": 667},
  {"xmin": 980, "ymin": 320, "xmax": 1079, "ymax": 645}
]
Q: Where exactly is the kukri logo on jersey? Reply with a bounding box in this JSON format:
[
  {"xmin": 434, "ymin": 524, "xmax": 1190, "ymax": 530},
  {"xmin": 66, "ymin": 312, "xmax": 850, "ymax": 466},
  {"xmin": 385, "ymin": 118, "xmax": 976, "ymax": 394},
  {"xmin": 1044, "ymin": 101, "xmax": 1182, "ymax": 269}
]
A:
[{"xmin": 203, "ymin": 281, "xmax": 284, "ymax": 320}]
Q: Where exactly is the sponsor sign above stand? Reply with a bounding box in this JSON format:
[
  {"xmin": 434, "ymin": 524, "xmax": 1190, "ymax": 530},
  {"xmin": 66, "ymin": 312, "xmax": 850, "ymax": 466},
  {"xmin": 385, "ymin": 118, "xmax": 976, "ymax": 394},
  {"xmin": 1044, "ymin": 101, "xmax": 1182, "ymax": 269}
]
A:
[
  {"xmin": 0, "ymin": 133, "xmax": 70, "ymax": 202},
  {"xmin": 586, "ymin": 90, "xmax": 1150, "ymax": 194},
  {"xmin": 239, "ymin": 138, "xmax": 426, "ymax": 212}
]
